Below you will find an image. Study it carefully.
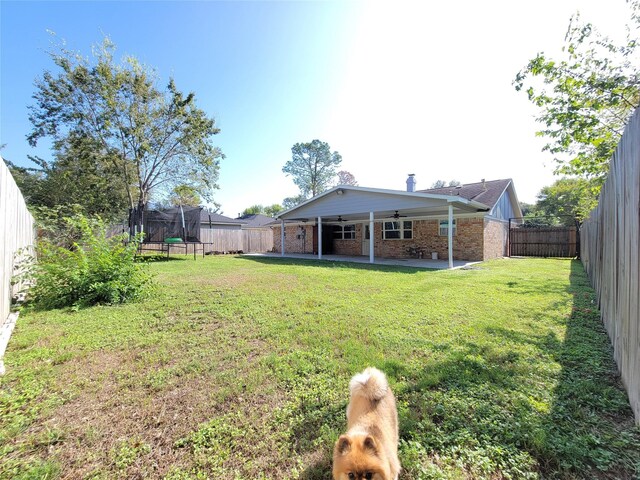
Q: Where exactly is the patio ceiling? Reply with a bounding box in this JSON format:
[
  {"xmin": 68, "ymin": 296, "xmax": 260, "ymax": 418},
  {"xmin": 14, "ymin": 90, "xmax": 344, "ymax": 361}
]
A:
[{"xmin": 276, "ymin": 185, "xmax": 490, "ymax": 223}]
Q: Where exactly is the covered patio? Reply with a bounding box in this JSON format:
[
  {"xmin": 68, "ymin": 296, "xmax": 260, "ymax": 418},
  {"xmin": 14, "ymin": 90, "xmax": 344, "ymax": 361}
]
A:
[
  {"xmin": 244, "ymin": 252, "xmax": 480, "ymax": 270},
  {"xmin": 274, "ymin": 184, "xmax": 490, "ymax": 269}
]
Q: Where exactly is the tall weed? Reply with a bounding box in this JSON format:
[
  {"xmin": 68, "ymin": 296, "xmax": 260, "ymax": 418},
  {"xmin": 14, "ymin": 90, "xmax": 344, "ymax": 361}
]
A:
[{"xmin": 28, "ymin": 212, "xmax": 153, "ymax": 309}]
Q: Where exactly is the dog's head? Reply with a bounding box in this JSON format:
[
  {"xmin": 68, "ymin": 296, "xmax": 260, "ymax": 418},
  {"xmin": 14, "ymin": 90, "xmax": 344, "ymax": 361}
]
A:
[{"xmin": 332, "ymin": 433, "xmax": 390, "ymax": 480}]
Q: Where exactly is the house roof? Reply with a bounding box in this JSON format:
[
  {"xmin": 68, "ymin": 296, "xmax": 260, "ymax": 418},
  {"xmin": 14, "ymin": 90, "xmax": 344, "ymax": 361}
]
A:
[
  {"xmin": 276, "ymin": 185, "xmax": 491, "ymax": 223},
  {"xmin": 236, "ymin": 213, "xmax": 275, "ymax": 228},
  {"xmin": 200, "ymin": 210, "xmax": 245, "ymax": 226},
  {"xmin": 418, "ymin": 179, "xmax": 512, "ymax": 210}
]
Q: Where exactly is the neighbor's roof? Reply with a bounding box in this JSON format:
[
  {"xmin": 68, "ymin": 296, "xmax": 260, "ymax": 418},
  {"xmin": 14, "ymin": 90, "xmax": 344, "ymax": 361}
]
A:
[
  {"xmin": 200, "ymin": 210, "xmax": 245, "ymax": 225},
  {"xmin": 235, "ymin": 213, "xmax": 275, "ymax": 228},
  {"xmin": 418, "ymin": 179, "xmax": 513, "ymax": 210}
]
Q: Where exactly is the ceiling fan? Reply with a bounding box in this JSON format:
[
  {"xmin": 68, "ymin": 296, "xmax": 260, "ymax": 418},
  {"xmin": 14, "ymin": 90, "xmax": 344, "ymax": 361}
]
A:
[
  {"xmin": 325, "ymin": 215, "xmax": 346, "ymax": 222},
  {"xmin": 386, "ymin": 210, "xmax": 407, "ymax": 219}
]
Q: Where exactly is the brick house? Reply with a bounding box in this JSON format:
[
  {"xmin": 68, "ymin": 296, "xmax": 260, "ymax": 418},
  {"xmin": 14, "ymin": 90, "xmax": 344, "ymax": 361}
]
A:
[{"xmin": 273, "ymin": 177, "xmax": 522, "ymax": 267}]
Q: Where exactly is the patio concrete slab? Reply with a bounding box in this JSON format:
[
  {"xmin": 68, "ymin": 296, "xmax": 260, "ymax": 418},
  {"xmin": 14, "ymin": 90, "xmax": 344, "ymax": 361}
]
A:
[{"xmin": 242, "ymin": 253, "xmax": 480, "ymax": 270}]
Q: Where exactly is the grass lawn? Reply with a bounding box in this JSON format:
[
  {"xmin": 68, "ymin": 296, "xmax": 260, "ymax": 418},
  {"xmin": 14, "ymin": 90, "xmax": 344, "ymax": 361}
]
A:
[{"xmin": 1, "ymin": 256, "xmax": 638, "ymax": 479}]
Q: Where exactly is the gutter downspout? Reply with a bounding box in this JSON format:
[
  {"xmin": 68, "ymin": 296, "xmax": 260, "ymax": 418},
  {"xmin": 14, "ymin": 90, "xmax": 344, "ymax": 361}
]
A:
[{"xmin": 281, "ymin": 220, "xmax": 285, "ymax": 257}]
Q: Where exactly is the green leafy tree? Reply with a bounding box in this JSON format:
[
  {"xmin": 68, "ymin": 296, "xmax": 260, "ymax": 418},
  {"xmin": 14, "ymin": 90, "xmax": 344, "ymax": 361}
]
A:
[
  {"xmin": 7, "ymin": 134, "xmax": 130, "ymax": 220},
  {"xmin": 514, "ymin": 3, "xmax": 640, "ymax": 180},
  {"xmin": 240, "ymin": 204, "xmax": 264, "ymax": 216},
  {"xmin": 519, "ymin": 202, "xmax": 536, "ymax": 217},
  {"xmin": 282, "ymin": 139, "xmax": 342, "ymax": 197},
  {"xmin": 168, "ymin": 184, "xmax": 201, "ymax": 207},
  {"xmin": 27, "ymin": 36, "xmax": 224, "ymax": 225},
  {"xmin": 282, "ymin": 194, "xmax": 307, "ymax": 211},
  {"xmin": 239, "ymin": 204, "xmax": 283, "ymax": 217},
  {"xmin": 533, "ymin": 177, "xmax": 599, "ymax": 225},
  {"xmin": 263, "ymin": 204, "xmax": 283, "ymax": 217}
]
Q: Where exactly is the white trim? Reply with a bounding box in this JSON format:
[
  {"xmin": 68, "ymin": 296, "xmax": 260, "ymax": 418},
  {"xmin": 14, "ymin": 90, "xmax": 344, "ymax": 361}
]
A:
[
  {"xmin": 369, "ymin": 211, "xmax": 374, "ymax": 263},
  {"xmin": 275, "ymin": 211, "xmax": 486, "ymax": 226},
  {"xmin": 318, "ymin": 217, "xmax": 322, "ymax": 259},
  {"xmin": 275, "ymin": 185, "xmax": 489, "ymax": 220},
  {"xmin": 448, "ymin": 204, "xmax": 454, "ymax": 269}
]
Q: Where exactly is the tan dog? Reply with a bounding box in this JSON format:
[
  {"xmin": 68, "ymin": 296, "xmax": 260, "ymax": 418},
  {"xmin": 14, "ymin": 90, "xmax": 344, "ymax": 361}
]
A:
[{"xmin": 333, "ymin": 367, "xmax": 400, "ymax": 480}]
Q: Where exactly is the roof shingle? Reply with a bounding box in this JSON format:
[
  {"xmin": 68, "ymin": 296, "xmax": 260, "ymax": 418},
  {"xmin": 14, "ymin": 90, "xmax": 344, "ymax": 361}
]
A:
[{"xmin": 419, "ymin": 179, "xmax": 512, "ymax": 209}]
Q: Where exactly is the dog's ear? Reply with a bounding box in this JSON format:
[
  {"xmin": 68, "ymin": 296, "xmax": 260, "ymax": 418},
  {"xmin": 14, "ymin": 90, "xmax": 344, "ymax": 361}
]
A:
[
  {"xmin": 335, "ymin": 435, "xmax": 351, "ymax": 455},
  {"xmin": 363, "ymin": 435, "xmax": 378, "ymax": 455}
]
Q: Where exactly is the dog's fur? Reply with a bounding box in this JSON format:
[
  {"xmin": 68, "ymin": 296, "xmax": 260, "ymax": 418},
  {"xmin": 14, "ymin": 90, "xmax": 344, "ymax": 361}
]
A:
[{"xmin": 332, "ymin": 367, "xmax": 400, "ymax": 480}]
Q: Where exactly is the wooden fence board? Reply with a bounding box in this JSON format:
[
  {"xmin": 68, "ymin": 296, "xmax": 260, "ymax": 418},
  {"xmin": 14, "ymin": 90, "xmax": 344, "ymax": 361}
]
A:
[
  {"xmin": 112, "ymin": 225, "xmax": 274, "ymax": 254},
  {"xmin": 581, "ymin": 107, "xmax": 640, "ymax": 425}
]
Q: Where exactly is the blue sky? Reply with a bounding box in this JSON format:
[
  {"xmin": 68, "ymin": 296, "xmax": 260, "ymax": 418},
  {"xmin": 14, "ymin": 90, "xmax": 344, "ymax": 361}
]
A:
[{"xmin": 0, "ymin": 0, "xmax": 633, "ymax": 217}]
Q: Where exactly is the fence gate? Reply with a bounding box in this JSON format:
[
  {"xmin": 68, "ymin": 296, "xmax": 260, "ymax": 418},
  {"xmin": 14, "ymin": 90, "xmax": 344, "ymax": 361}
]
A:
[{"xmin": 509, "ymin": 219, "xmax": 579, "ymax": 257}]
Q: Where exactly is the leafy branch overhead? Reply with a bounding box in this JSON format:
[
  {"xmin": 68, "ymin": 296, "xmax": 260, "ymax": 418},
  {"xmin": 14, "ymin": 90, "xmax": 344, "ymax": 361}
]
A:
[
  {"xmin": 514, "ymin": 3, "xmax": 640, "ymax": 179},
  {"xmin": 28, "ymin": 36, "xmax": 224, "ymax": 212}
]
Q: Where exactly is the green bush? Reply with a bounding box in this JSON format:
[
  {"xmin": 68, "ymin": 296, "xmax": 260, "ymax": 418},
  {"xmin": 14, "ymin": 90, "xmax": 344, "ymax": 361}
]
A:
[{"xmin": 29, "ymin": 213, "xmax": 153, "ymax": 309}]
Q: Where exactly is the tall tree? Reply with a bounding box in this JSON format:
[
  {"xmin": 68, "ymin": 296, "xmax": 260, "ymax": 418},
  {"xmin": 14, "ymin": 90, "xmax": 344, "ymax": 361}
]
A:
[
  {"xmin": 27, "ymin": 37, "xmax": 224, "ymax": 222},
  {"xmin": 336, "ymin": 170, "xmax": 358, "ymax": 186},
  {"xmin": 282, "ymin": 139, "xmax": 342, "ymax": 197},
  {"xmin": 532, "ymin": 177, "xmax": 599, "ymax": 225},
  {"xmin": 514, "ymin": 3, "xmax": 640, "ymax": 180},
  {"xmin": 5, "ymin": 134, "xmax": 130, "ymax": 220}
]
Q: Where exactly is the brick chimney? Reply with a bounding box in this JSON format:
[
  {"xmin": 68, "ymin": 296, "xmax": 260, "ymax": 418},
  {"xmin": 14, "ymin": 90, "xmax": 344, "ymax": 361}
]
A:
[{"xmin": 406, "ymin": 174, "xmax": 416, "ymax": 192}]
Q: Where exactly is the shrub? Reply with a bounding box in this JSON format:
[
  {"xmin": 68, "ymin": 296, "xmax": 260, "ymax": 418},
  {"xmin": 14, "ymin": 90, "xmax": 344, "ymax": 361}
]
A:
[{"xmin": 28, "ymin": 212, "xmax": 153, "ymax": 309}]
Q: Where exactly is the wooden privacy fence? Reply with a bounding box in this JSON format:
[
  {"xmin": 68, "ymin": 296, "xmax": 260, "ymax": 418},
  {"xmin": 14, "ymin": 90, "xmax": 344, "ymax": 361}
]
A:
[
  {"xmin": 242, "ymin": 229, "xmax": 274, "ymax": 253},
  {"xmin": 128, "ymin": 227, "xmax": 274, "ymax": 254},
  {"xmin": 0, "ymin": 158, "xmax": 35, "ymax": 326},
  {"xmin": 200, "ymin": 228, "xmax": 274, "ymax": 253},
  {"xmin": 581, "ymin": 107, "xmax": 640, "ymax": 426},
  {"xmin": 509, "ymin": 226, "xmax": 577, "ymax": 257}
]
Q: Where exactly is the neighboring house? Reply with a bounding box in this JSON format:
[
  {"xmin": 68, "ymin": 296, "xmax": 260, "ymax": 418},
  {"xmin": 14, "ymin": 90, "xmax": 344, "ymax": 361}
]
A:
[
  {"xmin": 273, "ymin": 176, "xmax": 522, "ymax": 266},
  {"xmin": 236, "ymin": 213, "xmax": 275, "ymax": 229}
]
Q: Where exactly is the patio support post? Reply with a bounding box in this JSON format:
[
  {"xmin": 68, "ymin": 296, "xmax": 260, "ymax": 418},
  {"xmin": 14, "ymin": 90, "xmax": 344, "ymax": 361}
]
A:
[
  {"xmin": 369, "ymin": 211, "xmax": 374, "ymax": 263},
  {"xmin": 448, "ymin": 204, "xmax": 454, "ymax": 269},
  {"xmin": 318, "ymin": 217, "xmax": 322, "ymax": 259},
  {"xmin": 281, "ymin": 220, "xmax": 285, "ymax": 257}
]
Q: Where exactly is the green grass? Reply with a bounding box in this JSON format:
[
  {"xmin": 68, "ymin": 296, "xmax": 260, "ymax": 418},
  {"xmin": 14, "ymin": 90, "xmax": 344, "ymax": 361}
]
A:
[{"xmin": 1, "ymin": 256, "xmax": 638, "ymax": 479}]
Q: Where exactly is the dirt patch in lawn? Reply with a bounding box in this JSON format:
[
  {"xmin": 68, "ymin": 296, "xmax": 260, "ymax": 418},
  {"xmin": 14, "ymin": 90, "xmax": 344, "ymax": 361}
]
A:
[{"xmin": 22, "ymin": 338, "xmax": 280, "ymax": 479}]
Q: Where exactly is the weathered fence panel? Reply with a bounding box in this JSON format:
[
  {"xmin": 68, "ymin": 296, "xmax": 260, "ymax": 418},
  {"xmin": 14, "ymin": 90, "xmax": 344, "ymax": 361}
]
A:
[
  {"xmin": 242, "ymin": 229, "xmax": 274, "ymax": 253},
  {"xmin": 200, "ymin": 227, "xmax": 243, "ymax": 253},
  {"xmin": 510, "ymin": 226, "xmax": 577, "ymax": 257},
  {"xmin": 0, "ymin": 158, "xmax": 35, "ymax": 325},
  {"xmin": 581, "ymin": 107, "xmax": 640, "ymax": 425},
  {"xmin": 116, "ymin": 225, "xmax": 274, "ymax": 254}
]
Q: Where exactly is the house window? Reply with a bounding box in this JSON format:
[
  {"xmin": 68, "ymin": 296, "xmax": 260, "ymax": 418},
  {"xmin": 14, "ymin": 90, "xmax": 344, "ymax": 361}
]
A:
[
  {"xmin": 383, "ymin": 221, "xmax": 412, "ymax": 239},
  {"xmin": 333, "ymin": 224, "xmax": 356, "ymax": 240},
  {"xmin": 439, "ymin": 219, "xmax": 457, "ymax": 236}
]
